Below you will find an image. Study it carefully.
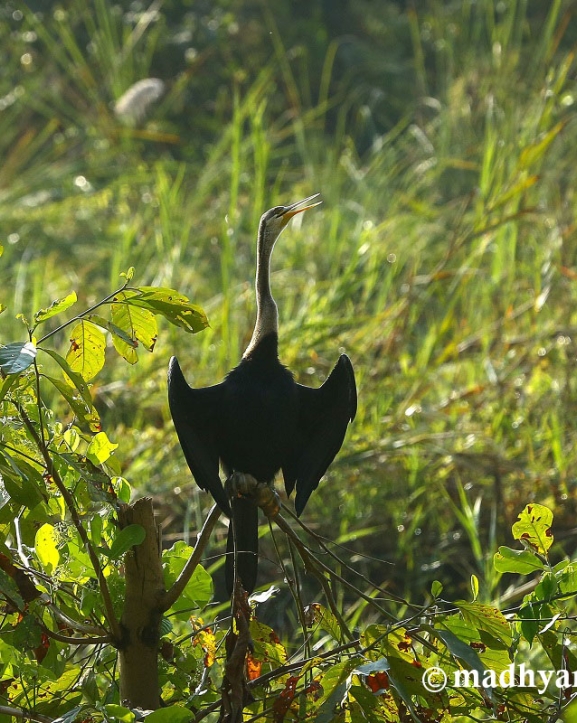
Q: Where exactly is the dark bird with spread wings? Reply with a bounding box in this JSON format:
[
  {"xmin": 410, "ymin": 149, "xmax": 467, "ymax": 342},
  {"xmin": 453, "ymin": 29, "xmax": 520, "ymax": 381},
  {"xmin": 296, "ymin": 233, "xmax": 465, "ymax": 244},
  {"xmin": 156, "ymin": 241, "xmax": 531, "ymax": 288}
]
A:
[{"xmin": 168, "ymin": 195, "xmax": 357, "ymax": 594}]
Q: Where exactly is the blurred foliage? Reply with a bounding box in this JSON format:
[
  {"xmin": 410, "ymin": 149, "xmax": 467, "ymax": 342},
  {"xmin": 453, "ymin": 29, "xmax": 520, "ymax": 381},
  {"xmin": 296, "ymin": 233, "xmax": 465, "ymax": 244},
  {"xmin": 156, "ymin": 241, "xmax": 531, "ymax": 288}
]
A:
[{"xmin": 1, "ymin": 0, "xmax": 577, "ymax": 716}]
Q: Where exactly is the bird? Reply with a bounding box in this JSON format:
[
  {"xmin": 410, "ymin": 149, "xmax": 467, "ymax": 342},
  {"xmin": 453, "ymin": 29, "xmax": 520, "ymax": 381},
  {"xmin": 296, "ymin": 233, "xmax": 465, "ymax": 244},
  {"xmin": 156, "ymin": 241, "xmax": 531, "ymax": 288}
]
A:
[{"xmin": 168, "ymin": 194, "xmax": 357, "ymax": 595}]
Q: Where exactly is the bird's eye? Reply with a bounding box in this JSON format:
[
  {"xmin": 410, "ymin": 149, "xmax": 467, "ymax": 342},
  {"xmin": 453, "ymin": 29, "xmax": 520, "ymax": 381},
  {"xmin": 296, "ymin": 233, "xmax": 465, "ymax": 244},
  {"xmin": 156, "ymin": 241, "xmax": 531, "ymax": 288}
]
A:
[{"xmin": 272, "ymin": 206, "xmax": 285, "ymax": 217}]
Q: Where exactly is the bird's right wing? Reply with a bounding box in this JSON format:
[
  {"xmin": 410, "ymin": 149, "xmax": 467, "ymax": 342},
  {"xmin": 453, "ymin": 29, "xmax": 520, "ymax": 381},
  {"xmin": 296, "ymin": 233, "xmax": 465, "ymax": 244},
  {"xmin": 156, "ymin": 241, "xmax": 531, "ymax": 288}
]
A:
[
  {"xmin": 167, "ymin": 356, "xmax": 230, "ymax": 515},
  {"xmin": 283, "ymin": 354, "xmax": 356, "ymax": 516}
]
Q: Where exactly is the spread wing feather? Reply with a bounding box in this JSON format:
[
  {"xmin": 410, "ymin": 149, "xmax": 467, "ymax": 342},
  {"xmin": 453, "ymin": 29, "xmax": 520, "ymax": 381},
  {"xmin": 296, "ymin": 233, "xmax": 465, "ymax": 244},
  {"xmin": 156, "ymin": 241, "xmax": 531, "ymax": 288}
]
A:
[
  {"xmin": 167, "ymin": 356, "xmax": 230, "ymax": 515},
  {"xmin": 283, "ymin": 354, "xmax": 356, "ymax": 515}
]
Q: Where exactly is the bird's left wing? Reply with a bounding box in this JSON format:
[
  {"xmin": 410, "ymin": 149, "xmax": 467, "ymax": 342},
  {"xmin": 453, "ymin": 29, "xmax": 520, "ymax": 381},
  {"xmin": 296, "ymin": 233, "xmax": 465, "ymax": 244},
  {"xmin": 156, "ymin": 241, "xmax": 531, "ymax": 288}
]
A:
[
  {"xmin": 283, "ymin": 354, "xmax": 356, "ymax": 516},
  {"xmin": 168, "ymin": 356, "xmax": 230, "ymax": 515}
]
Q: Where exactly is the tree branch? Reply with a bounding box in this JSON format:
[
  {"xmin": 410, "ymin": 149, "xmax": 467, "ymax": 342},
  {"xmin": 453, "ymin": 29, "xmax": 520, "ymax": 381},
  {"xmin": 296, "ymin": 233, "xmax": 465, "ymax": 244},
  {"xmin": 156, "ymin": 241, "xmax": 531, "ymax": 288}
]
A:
[
  {"xmin": 0, "ymin": 704, "xmax": 53, "ymax": 723},
  {"xmin": 16, "ymin": 403, "xmax": 122, "ymax": 643},
  {"xmin": 161, "ymin": 503, "xmax": 221, "ymax": 612}
]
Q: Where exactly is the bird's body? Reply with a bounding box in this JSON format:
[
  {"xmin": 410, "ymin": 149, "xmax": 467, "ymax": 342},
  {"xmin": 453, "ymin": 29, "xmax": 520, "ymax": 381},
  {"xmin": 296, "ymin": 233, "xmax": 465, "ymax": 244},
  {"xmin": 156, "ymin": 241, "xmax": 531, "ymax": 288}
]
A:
[{"xmin": 168, "ymin": 195, "xmax": 356, "ymax": 594}]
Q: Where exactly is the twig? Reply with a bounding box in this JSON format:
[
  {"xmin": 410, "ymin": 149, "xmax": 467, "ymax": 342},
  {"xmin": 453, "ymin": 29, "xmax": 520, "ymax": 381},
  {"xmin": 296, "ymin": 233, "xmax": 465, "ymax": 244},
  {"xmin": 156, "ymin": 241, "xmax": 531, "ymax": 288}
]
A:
[
  {"xmin": 161, "ymin": 504, "xmax": 221, "ymax": 612},
  {"xmin": 0, "ymin": 704, "xmax": 53, "ymax": 723},
  {"xmin": 272, "ymin": 512, "xmax": 398, "ymax": 622},
  {"xmin": 36, "ymin": 279, "xmax": 131, "ymax": 344},
  {"xmin": 15, "ymin": 403, "xmax": 122, "ymax": 643},
  {"xmin": 281, "ymin": 502, "xmax": 416, "ymax": 608},
  {"xmin": 48, "ymin": 601, "xmax": 109, "ymax": 636},
  {"xmin": 41, "ymin": 623, "xmax": 112, "ymax": 646}
]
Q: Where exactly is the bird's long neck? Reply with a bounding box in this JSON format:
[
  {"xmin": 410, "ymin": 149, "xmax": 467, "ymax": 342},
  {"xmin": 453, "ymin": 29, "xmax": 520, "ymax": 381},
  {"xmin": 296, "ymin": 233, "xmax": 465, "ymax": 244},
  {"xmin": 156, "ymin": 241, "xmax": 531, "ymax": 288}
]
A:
[{"xmin": 243, "ymin": 223, "xmax": 278, "ymax": 359}]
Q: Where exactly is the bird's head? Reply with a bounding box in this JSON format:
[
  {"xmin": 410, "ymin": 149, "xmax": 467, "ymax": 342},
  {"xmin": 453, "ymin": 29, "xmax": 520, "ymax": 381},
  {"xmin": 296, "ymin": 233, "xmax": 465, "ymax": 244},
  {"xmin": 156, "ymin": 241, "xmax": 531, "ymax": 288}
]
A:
[{"xmin": 259, "ymin": 193, "xmax": 322, "ymax": 252}]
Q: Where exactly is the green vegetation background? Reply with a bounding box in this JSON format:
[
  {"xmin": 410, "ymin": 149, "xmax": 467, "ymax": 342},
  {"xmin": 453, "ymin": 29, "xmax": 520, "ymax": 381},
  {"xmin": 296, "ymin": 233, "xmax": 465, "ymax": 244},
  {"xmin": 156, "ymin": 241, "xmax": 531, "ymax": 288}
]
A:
[{"xmin": 2, "ymin": 0, "xmax": 577, "ymax": 609}]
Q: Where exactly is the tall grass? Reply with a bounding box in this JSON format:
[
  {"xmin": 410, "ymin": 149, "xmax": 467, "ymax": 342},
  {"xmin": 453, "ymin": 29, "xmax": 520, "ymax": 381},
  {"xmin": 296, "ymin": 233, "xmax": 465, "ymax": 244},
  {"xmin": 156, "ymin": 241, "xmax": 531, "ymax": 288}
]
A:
[{"xmin": 1, "ymin": 0, "xmax": 577, "ymax": 607}]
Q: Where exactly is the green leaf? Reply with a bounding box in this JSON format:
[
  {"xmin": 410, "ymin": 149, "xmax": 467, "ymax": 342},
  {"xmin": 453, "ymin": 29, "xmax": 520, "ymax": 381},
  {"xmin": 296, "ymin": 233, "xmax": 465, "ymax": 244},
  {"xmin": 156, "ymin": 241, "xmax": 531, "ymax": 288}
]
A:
[
  {"xmin": 117, "ymin": 287, "xmax": 208, "ymax": 333},
  {"xmin": 313, "ymin": 657, "xmax": 357, "ymax": 711},
  {"xmin": 35, "ymin": 523, "xmax": 60, "ymax": 573},
  {"xmin": 430, "ymin": 580, "xmax": 443, "ymax": 598},
  {"xmin": 0, "ymin": 569, "xmax": 24, "ymax": 610},
  {"xmin": 0, "ymin": 374, "xmax": 19, "ymax": 403},
  {"xmin": 163, "ymin": 541, "xmax": 213, "ymax": 610},
  {"xmin": 249, "ymin": 620, "xmax": 287, "ymax": 666},
  {"xmin": 512, "ymin": 503, "xmax": 554, "ymax": 555},
  {"xmin": 518, "ymin": 603, "xmax": 539, "ymax": 645},
  {"xmin": 43, "ymin": 375, "xmax": 101, "ymax": 432},
  {"xmin": 0, "ymin": 453, "xmax": 45, "ymax": 509},
  {"xmin": 65, "ymin": 320, "xmax": 106, "ymax": 381},
  {"xmin": 306, "ymin": 603, "xmax": 343, "ymax": 642},
  {"xmin": 86, "ymin": 431, "xmax": 118, "ymax": 465},
  {"xmin": 145, "ymin": 706, "xmax": 192, "ymax": 723},
  {"xmin": 13, "ymin": 614, "xmax": 43, "ymax": 650},
  {"xmin": 427, "ymin": 625, "xmax": 487, "ymax": 681},
  {"xmin": 108, "ymin": 524, "xmax": 146, "ymax": 559},
  {"xmin": 0, "ymin": 341, "xmax": 37, "ymax": 374},
  {"xmin": 109, "ymin": 302, "xmax": 157, "ymax": 364},
  {"xmin": 102, "ymin": 704, "xmax": 136, "ymax": 722},
  {"xmin": 455, "ymin": 601, "xmax": 512, "ymax": 646},
  {"xmin": 58, "ymin": 453, "xmax": 115, "ymax": 504},
  {"xmin": 41, "ymin": 348, "xmax": 94, "ymax": 406},
  {"xmin": 493, "ymin": 546, "xmax": 545, "ymax": 574},
  {"xmin": 34, "ymin": 291, "xmax": 77, "ymax": 324}
]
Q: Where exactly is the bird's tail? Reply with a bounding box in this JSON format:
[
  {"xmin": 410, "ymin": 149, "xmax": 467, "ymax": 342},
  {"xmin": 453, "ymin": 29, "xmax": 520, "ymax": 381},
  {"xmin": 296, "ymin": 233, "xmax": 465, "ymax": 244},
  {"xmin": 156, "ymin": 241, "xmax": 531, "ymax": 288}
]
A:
[{"xmin": 225, "ymin": 496, "xmax": 259, "ymax": 595}]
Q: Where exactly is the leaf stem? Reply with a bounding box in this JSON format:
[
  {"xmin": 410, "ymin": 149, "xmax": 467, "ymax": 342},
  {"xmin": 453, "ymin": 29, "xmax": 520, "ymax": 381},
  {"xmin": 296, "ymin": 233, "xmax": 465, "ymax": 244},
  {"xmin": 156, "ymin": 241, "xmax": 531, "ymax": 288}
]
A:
[{"xmin": 36, "ymin": 279, "xmax": 130, "ymax": 344}]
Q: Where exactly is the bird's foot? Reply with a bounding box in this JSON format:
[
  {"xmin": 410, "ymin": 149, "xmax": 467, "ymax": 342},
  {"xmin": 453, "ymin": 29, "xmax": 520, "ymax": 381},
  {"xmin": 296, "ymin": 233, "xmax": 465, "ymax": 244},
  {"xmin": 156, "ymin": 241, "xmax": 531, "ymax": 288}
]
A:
[
  {"xmin": 225, "ymin": 471, "xmax": 258, "ymax": 498},
  {"xmin": 253, "ymin": 483, "xmax": 280, "ymax": 519},
  {"xmin": 225, "ymin": 472, "xmax": 280, "ymax": 518}
]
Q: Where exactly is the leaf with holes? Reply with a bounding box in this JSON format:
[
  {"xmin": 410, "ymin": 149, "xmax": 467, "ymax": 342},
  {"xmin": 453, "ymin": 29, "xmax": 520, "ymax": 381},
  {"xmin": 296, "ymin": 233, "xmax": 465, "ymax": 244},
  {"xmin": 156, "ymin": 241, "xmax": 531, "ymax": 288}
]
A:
[
  {"xmin": 512, "ymin": 504, "xmax": 554, "ymax": 555},
  {"xmin": 65, "ymin": 320, "xmax": 106, "ymax": 381},
  {"xmin": 455, "ymin": 601, "xmax": 512, "ymax": 646},
  {"xmin": 34, "ymin": 291, "xmax": 77, "ymax": 325},
  {"xmin": 118, "ymin": 287, "xmax": 208, "ymax": 334},
  {"xmin": 109, "ymin": 302, "xmax": 157, "ymax": 364}
]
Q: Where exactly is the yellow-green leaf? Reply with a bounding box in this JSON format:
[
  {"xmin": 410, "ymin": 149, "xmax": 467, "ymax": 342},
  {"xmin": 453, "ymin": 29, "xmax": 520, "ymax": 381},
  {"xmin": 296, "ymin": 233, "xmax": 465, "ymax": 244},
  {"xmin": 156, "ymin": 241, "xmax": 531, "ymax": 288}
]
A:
[
  {"xmin": 117, "ymin": 287, "xmax": 208, "ymax": 334},
  {"xmin": 86, "ymin": 431, "xmax": 118, "ymax": 465},
  {"xmin": 35, "ymin": 523, "xmax": 60, "ymax": 574},
  {"xmin": 493, "ymin": 546, "xmax": 545, "ymax": 574},
  {"xmin": 110, "ymin": 302, "xmax": 157, "ymax": 364},
  {"xmin": 65, "ymin": 320, "xmax": 106, "ymax": 381},
  {"xmin": 511, "ymin": 503, "xmax": 554, "ymax": 555},
  {"xmin": 518, "ymin": 122, "xmax": 565, "ymax": 170},
  {"xmin": 470, "ymin": 574, "xmax": 479, "ymax": 601},
  {"xmin": 34, "ymin": 291, "xmax": 78, "ymax": 324},
  {"xmin": 455, "ymin": 601, "xmax": 513, "ymax": 646},
  {"xmin": 44, "ymin": 375, "xmax": 101, "ymax": 432},
  {"xmin": 41, "ymin": 348, "xmax": 93, "ymax": 406}
]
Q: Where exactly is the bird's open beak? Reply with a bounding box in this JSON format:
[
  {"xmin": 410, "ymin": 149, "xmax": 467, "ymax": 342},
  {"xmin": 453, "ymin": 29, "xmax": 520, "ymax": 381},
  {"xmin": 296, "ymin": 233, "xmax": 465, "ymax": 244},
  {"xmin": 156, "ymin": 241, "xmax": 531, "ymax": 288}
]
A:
[{"xmin": 281, "ymin": 193, "xmax": 322, "ymax": 223}]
